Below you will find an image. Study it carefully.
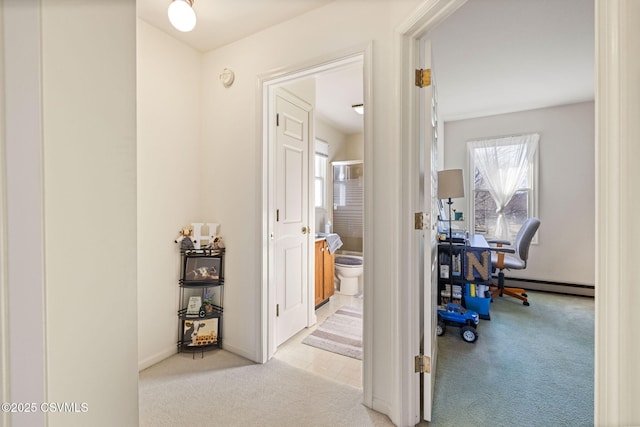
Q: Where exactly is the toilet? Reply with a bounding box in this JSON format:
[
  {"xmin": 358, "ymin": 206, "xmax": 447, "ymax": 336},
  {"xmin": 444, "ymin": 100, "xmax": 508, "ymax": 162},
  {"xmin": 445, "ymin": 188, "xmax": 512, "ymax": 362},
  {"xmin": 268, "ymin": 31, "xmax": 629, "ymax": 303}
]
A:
[{"xmin": 334, "ymin": 254, "xmax": 364, "ymax": 296}]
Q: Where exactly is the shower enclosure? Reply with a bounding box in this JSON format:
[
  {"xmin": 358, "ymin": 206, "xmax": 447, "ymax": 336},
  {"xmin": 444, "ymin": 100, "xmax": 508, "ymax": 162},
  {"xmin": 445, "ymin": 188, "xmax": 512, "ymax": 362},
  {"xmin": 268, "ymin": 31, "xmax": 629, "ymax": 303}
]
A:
[{"xmin": 332, "ymin": 161, "xmax": 363, "ymax": 253}]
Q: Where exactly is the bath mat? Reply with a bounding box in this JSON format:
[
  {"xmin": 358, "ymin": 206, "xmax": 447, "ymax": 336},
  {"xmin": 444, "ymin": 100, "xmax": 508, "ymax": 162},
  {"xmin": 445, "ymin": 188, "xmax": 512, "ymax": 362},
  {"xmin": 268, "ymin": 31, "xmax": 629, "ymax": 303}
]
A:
[{"xmin": 302, "ymin": 306, "xmax": 362, "ymax": 360}]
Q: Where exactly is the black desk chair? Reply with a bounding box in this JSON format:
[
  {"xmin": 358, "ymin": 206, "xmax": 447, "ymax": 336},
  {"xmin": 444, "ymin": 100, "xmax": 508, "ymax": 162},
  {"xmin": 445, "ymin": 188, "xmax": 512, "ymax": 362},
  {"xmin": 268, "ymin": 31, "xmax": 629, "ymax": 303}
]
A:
[{"xmin": 488, "ymin": 217, "xmax": 540, "ymax": 306}]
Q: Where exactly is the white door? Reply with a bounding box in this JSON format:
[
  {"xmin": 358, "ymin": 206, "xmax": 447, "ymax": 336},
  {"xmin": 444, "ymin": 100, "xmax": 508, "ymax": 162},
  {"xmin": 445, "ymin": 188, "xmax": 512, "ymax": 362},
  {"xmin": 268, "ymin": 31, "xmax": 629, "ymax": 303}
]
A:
[
  {"xmin": 419, "ymin": 40, "xmax": 439, "ymax": 422},
  {"xmin": 275, "ymin": 92, "xmax": 310, "ymax": 347}
]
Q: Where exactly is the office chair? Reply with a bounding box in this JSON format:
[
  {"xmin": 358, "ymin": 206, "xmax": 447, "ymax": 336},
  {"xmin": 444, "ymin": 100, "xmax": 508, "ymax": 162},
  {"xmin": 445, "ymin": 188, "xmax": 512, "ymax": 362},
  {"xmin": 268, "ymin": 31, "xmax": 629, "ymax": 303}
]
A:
[{"xmin": 488, "ymin": 217, "xmax": 540, "ymax": 306}]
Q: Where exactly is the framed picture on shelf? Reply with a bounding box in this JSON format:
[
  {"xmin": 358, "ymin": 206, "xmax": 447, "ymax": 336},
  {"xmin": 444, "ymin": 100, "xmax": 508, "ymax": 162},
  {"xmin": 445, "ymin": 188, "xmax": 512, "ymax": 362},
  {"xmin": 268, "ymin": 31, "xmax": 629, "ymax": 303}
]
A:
[
  {"xmin": 186, "ymin": 296, "xmax": 202, "ymax": 316},
  {"xmin": 184, "ymin": 256, "xmax": 221, "ymax": 281},
  {"xmin": 182, "ymin": 318, "xmax": 219, "ymax": 347}
]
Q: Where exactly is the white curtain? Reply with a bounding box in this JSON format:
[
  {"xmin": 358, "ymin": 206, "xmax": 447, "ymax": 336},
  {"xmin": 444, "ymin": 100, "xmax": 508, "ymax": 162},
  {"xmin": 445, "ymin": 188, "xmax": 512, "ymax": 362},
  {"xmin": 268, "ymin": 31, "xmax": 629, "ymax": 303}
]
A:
[{"xmin": 471, "ymin": 134, "xmax": 539, "ymax": 240}]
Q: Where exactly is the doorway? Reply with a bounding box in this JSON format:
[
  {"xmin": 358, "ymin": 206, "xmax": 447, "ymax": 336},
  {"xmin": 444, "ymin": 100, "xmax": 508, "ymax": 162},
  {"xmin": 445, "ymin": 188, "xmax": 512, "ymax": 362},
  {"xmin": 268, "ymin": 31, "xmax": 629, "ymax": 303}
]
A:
[
  {"xmin": 260, "ymin": 48, "xmax": 372, "ymax": 396},
  {"xmin": 273, "ymin": 63, "xmax": 365, "ymax": 387}
]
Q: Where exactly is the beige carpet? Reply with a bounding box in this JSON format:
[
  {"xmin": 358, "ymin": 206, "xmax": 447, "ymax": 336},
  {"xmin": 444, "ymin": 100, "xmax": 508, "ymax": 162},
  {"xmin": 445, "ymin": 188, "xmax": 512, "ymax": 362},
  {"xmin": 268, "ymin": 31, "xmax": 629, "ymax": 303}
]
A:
[{"xmin": 139, "ymin": 349, "xmax": 393, "ymax": 427}]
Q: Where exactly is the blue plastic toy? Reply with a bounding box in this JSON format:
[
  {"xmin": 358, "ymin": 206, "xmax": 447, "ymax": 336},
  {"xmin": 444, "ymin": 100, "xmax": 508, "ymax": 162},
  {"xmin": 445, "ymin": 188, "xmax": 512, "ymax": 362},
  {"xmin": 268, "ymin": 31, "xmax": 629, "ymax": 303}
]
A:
[{"xmin": 437, "ymin": 302, "xmax": 479, "ymax": 343}]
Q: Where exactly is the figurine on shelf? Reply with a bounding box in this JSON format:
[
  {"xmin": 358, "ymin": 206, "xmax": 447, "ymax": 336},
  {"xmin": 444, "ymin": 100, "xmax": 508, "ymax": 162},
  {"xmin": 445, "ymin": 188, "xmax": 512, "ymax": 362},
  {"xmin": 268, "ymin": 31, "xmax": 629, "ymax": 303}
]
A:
[
  {"xmin": 175, "ymin": 226, "xmax": 196, "ymax": 250},
  {"xmin": 203, "ymin": 235, "xmax": 225, "ymax": 250}
]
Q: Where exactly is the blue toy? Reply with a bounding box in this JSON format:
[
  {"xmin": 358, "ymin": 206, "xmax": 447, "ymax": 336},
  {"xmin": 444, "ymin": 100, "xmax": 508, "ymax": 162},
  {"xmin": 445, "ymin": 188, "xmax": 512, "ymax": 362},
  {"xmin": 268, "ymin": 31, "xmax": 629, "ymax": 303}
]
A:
[{"xmin": 437, "ymin": 302, "xmax": 479, "ymax": 343}]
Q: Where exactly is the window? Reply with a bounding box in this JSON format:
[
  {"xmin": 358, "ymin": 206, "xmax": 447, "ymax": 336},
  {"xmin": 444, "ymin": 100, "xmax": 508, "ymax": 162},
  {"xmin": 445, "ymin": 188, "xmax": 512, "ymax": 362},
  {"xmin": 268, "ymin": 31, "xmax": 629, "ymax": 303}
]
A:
[
  {"xmin": 314, "ymin": 140, "xmax": 329, "ymax": 209},
  {"xmin": 468, "ymin": 134, "xmax": 539, "ymax": 241}
]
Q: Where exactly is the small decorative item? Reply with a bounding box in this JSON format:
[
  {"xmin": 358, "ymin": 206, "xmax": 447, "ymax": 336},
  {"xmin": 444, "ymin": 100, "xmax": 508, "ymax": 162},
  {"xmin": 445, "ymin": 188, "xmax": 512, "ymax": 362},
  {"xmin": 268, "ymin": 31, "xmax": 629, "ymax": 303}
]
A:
[
  {"xmin": 186, "ymin": 296, "xmax": 202, "ymax": 316},
  {"xmin": 201, "ymin": 289, "xmax": 216, "ymax": 315},
  {"xmin": 202, "ymin": 235, "xmax": 225, "ymax": 250},
  {"xmin": 212, "ymin": 235, "xmax": 225, "ymax": 250},
  {"xmin": 175, "ymin": 226, "xmax": 196, "ymax": 250},
  {"xmin": 191, "ymin": 222, "xmax": 219, "ymax": 249}
]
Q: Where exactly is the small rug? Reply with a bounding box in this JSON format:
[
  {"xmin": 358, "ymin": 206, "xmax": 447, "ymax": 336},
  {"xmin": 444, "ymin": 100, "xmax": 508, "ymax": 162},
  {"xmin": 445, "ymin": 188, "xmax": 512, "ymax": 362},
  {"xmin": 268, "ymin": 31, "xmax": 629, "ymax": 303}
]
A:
[{"xmin": 302, "ymin": 305, "xmax": 362, "ymax": 360}]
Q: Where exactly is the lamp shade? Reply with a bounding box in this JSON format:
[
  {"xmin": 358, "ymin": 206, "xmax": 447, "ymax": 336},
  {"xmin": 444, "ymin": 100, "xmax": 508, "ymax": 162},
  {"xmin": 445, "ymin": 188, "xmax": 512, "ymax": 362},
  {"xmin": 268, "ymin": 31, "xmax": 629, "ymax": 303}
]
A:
[
  {"xmin": 437, "ymin": 169, "xmax": 465, "ymax": 199},
  {"xmin": 168, "ymin": 0, "xmax": 196, "ymax": 32}
]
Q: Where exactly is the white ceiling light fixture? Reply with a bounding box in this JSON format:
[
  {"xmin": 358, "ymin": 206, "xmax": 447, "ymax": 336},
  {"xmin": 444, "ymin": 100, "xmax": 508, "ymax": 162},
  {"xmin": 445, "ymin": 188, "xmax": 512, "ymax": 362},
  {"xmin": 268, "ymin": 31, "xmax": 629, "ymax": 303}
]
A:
[
  {"xmin": 168, "ymin": 0, "xmax": 196, "ymax": 32},
  {"xmin": 352, "ymin": 104, "xmax": 364, "ymax": 115}
]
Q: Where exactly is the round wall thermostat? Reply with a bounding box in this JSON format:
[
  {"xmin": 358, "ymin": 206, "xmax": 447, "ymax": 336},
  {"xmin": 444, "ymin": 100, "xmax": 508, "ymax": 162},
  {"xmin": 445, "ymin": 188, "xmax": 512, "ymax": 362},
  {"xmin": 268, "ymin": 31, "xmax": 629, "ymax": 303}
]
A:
[{"xmin": 220, "ymin": 68, "xmax": 235, "ymax": 88}]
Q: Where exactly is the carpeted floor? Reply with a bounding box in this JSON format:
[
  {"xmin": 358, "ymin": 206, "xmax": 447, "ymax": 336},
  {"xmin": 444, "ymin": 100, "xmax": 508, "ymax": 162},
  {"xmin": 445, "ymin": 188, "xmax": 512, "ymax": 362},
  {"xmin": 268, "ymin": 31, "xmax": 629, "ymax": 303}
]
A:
[
  {"xmin": 139, "ymin": 291, "xmax": 594, "ymax": 427},
  {"xmin": 139, "ymin": 349, "xmax": 391, "ymax": 427},
  {"xmin": 426, "ymin": 291, "xmax": 594, "ymax": 426},
  {"xmin": 302, "ymin": 305, "xmax": 363, "ymax": 360}
]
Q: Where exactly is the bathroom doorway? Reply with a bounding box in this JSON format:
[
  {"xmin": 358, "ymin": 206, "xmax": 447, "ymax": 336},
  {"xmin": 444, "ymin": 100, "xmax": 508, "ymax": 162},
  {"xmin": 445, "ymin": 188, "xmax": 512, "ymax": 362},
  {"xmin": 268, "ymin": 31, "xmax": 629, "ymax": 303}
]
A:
[
  {"xmin": 273, "ymin": 66, "xmax": 366, "ymax": 388},
  {"xmin": 261, "ymin": 49, "xmax": 371, "ymax": 393}
]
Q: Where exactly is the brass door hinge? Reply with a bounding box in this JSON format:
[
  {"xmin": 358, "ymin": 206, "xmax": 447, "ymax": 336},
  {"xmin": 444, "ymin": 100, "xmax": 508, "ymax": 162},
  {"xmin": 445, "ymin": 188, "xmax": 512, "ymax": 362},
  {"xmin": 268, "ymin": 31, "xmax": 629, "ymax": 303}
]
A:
[
  {"xmin": 415, "ymin": 354, "xmax": 431, "ymax": 373},
  {"xmin": 415, "ymin": 69, "xmax": 431, "ymax": 88},
  {"xmin": 414, "ymin": 212, "xmax": 429, "ymax": 230}
]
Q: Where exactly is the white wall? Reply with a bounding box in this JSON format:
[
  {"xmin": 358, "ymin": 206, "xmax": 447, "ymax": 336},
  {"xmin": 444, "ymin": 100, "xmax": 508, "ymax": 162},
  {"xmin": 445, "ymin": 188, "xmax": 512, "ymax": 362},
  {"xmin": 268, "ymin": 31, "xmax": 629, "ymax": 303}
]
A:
[
  {"xmin": 317, "ymin": 117, "xmax": 348, "ymax": 160},
  {"xmin": 41, "ymin": 2, "xmax": 138, "ymax": 425},
  {"xmin": 136, "ymin": 19, "xmax": 203, "ymax": 370},
  {"xmin": 2, "ymin": 1, "xmax": 138, "ymax": 426},
  {"xmin": 3, "ymin": 2, "xmax": 47, "ymax": 425},
  {"xmin": 199, "ymin": 0, "xmax": 420, "ymax": 420},
  {"xmin": 443, "ymin": 101, "xmax": 595, "ymax": 286},
  {"xmin": 0, "ymin": 4, "xmax": 8, "ymax": 424},
  {"xmin": 342, "ymin": 133, "xmax": 365, "ymax": 161}
]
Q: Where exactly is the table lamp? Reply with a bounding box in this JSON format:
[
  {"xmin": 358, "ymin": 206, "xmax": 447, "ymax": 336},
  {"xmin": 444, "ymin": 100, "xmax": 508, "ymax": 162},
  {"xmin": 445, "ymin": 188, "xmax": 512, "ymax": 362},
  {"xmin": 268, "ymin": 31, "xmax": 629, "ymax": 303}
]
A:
[
  {"xmin": 437, "ymin": 169, "xmax": 465, "ymax": 300},
  {"xmin": 438, "ymin": 169, "xmax": 465, "ymax": 238}
]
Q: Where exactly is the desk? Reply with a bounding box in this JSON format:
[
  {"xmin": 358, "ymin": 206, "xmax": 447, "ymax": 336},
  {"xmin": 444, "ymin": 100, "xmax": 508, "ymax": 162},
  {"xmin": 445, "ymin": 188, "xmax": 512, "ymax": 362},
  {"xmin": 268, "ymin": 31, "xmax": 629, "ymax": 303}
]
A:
[
  {"xmin": 438, "ymin": 235, "xmax": 492, "ymax": 320},
  {"xmin": 466, "ymin": 234, "xmax": 489, "ymax": 248}
]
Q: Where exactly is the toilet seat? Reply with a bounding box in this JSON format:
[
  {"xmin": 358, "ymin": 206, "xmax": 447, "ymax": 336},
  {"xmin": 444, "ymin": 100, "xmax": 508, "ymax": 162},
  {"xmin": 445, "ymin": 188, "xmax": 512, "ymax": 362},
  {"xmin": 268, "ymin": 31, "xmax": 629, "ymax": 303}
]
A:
[{"xmin": 335, "ymin": 256, "xmax": 363, "ymax": 267}]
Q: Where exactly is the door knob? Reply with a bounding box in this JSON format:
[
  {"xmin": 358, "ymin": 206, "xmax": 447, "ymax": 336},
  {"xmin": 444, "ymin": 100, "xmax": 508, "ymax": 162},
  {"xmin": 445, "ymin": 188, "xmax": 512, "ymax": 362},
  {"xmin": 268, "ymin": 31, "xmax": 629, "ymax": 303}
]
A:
[{"xmin": 301, "ymin": 226, "xmax": 309, "ymax": 234}]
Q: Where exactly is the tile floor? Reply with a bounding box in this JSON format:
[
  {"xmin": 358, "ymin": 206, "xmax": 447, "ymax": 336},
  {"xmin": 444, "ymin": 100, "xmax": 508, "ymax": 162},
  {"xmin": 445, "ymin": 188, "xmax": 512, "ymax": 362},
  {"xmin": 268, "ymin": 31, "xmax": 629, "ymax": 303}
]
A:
[{"xmin": 272, "ymin": 293, "xmax": 363, "ymax": 389}]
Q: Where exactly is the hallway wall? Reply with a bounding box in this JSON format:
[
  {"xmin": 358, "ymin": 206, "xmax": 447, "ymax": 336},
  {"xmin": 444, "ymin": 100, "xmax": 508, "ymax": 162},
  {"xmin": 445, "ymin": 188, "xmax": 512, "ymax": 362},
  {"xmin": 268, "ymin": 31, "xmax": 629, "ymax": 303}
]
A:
[
  {"xmin": 199, "ymin": 0, "xmax": 421, "ymax": 421},
  {"xmin": 136, "ymin": 19, "xmax": 203, "ymax": 370}
]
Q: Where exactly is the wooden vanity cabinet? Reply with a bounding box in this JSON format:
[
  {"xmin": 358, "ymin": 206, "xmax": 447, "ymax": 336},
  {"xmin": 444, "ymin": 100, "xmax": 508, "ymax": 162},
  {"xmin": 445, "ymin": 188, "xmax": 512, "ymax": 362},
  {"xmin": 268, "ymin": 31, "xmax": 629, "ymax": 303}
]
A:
[{"xmin": 315, "ymin": 239, "xmax": 335, "ymax": 307}]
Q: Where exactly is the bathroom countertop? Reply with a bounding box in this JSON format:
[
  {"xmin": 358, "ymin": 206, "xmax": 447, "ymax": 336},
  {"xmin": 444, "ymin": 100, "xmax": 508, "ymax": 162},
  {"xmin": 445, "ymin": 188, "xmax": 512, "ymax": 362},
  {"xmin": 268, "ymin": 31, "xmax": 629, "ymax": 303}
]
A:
[{"xmin": 315, "ymin": 232, "xmax": 329, "ymax": 242}]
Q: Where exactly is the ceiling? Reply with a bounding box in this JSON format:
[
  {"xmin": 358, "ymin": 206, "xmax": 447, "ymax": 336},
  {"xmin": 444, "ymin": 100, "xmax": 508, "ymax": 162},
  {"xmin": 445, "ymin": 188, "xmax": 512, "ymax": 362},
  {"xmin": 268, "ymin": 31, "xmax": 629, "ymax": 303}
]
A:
[
  {"xmin": 137, "ymin": 0, "xmax": 594, "ymax": 132},
  {"xmin": 429, "ymin": 0, "xmax": 594, "ymax": 121},
  {"xmin": 137, "ymin": 0, "xmax": 334, "ymax": 53}
]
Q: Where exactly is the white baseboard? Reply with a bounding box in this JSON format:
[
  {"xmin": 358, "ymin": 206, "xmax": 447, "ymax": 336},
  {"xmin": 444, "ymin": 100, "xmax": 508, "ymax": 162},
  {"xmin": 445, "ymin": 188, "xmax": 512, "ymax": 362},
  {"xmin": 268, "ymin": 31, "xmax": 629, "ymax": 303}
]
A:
[
  {"xmin": 372, "ymin": 397, "xmax": 393, "ymax": 424},
  {"xmin": 221, "ymin": 341, "xmax": 260, "ymax": 363},
  {"xmin": 138, "ymin": 347, "xmax": 177, "ymax": 372}
]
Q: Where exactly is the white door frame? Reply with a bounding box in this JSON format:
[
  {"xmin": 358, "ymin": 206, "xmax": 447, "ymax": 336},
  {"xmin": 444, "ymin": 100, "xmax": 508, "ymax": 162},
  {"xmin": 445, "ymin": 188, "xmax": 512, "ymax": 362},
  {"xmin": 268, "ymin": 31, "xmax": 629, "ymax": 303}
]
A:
[
  {"xmin": 259, "ymin": 43, "xmax": 374, "ymax": 405},
  {"xmin": 397, "ymin": 0, "xmax": 638, "ymax": 425},
  {"xmin": 594, "ymin": 1, "xmax": 640, "ymax": 424},
  {"xmin": 395, "ymin": 1, "xmax": 467, "ymax": 424}
]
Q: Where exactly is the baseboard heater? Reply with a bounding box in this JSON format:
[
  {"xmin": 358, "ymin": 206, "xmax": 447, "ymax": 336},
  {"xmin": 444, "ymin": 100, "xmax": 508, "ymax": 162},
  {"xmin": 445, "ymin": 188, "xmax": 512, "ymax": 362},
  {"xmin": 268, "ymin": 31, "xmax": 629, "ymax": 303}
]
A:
[{"xmin": 501, "ymin": 277, "xmax": 594, "ymax": 297}]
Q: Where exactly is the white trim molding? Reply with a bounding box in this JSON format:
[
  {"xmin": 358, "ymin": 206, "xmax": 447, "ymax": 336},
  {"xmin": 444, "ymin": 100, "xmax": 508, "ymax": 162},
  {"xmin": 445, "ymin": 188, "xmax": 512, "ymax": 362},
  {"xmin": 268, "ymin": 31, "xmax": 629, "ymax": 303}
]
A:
[
  {"xmin": 595, "ymin": 0, "xmax": 640, "ymax": 425},
  {"xmin": 395, "ymin": 1, "xmax": 467, "ymax": 425}
]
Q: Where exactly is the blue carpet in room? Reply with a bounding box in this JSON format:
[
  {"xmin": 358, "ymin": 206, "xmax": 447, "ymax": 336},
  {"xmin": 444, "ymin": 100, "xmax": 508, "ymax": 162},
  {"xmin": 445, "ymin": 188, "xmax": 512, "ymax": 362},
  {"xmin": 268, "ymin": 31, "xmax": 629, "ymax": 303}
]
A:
[{"xmin": 427, "ymin": 291, "xmax": 594, "ymax": 427}]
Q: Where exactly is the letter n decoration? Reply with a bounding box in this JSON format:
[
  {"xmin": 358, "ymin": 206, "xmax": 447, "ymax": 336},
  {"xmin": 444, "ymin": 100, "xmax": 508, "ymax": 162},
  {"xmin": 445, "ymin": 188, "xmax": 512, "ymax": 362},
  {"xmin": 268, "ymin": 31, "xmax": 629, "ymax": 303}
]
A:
[{"xmin": 465, "ymin": 250, "xmax": 490, "ymax": 282}]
